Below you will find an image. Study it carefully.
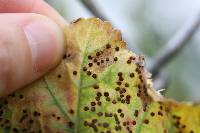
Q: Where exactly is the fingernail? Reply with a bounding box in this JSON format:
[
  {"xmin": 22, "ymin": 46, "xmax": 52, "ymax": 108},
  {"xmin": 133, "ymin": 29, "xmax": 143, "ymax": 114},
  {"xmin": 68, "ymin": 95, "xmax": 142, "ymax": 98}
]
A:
[{"xmin": 24, "ymin": 19, "xmax": 64, "ymax": 73}]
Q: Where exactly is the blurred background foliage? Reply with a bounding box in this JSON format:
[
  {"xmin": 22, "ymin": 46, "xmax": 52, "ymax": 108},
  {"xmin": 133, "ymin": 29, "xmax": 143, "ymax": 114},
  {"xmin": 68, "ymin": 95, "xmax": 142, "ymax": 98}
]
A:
[{"xmin": 46, "ymin": 0, "xmax": 200, "ymax": 102}]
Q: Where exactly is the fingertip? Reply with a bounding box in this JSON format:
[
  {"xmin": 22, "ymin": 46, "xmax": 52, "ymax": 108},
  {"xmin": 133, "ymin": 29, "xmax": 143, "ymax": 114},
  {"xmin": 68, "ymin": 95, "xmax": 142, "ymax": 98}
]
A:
[
  {"xmin": 0, "ymin": 14, "xmax": 65, "ymax": 97},
  {"xmin": 24, "ymin": 15, "xmax": 65, "ymax": 74},
  {"xmin": 0, "ymin": 0, "xmax": 68, "ymax": 28}
]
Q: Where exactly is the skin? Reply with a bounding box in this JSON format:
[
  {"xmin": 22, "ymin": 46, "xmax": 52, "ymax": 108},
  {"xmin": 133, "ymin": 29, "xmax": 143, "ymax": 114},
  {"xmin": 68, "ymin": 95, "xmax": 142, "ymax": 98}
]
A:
[{"xmin": 0, "ymin": 0, "xmax": 67, "ymax": 97}]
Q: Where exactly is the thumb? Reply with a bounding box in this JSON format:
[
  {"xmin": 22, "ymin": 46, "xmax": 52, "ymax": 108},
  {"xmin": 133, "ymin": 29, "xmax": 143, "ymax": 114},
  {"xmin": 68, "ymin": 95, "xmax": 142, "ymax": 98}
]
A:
[{"xmin": 0, "ymin": 13, "xmax": 64, "ymax": 97}]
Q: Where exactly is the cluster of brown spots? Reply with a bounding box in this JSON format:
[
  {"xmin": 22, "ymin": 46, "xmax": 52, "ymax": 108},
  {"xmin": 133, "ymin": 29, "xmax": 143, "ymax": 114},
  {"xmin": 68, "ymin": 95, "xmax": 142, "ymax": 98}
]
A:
[
  {"xmin": 126, "ymin": 56, "xmax": 136, "ymax": 65},
  {"xmin": 7, "ymin": 93, "xmax": 24, "ymax": 100},
  {"xmin": 83, "ymin": 90, "xmax": 103, "ymax": 114},
  {"xmin": 143, "ymin": 104, "xmax": 166, "ymax": 128},
  {"xmin": 83, "ymin": 120, "xmax": 99, "ymax": 132},
  {"xmin": 62, "ymin": 53, "xmax": 71, "ymax": 59},
  {"xmin": 129, "ymin": 56, "xmax": 136, "ymax": 61},
  {"xmin": 19, "ymin": 112, "xmax": 29, "ymax": 123},
  {"xmin": 143, "ymin": 103, "xmax": 148, "ymax": 112},
  {"xmin": 88, "ymin": 55, "xmax": 93, "ymax": 60},
  {"xmin": 156, "ymin": 104, "xmax": 164, "ymax": 117},
  {"xmin": 51, "ymin": 113, "xmax": 62, "ymax": 121},
  {"xmin": 2, "ymin": 103, "xmax": 43, "ymax": 132},
  {"xmin": 133, "ymin": 58, "xmax": 152, "ymax": 112},
  {"xmin": 122, "ymin": 120, "xmax": 137, "ymax": 133},
  {"xmin": 134, "ymin": 110, "xmax": 139, "ymax": 117},
  {"xmin": 117, "ymin": 108, "xmax": 125, "ymax": 118},
  {"xmin": 113, "ymin": 114, "xmax": 122, "ymax": 131},
  {"xmin": 68, "ymin": 121, "xmax": 74, "ymax": 128},
  {"xmin": 96, "ymin": 92, "xmax": 102, "ymax": 106},
  {"xmin": 52, "ymin": 113, "xmax": 75, "ymax": 128},
  {"xmin": 82, "ymin": 75, "xmax": 133, "ymax": 132},
  {"xmin": 1, "ymin": 91, "xmax": 75, "ymax": 132},
  {"xmin": 104, "ymin": 112, "xmax": 113, "ymax": 117},
  {"xmin": 96, "ymin": 51, "xmax": 101, "ymax": 57},
  {"xmin": 173, "ymin": 115, "xmax": 182, "ymax": 129},
  {"xmin": 82, "ymin": 43, "xmax": 122, "ymax": 81},
  {"xmin": 150, "ymin": 112, "xmax": 155, "ymax": 117},
  {"xmin": 172, "ymin": 114, "xmax": 194, "ymax": 133},
  {"xmin": 81, "ymin": 50, "xmax": 154, "ymax": 132},
  {"xmin": 33, "ymin": 111, "xmax": 41, "ymax": 117},
  {"xmin": 158, "ymin": 111, "xmax": 163, "ymax": 116},
  {"xmin": 82, "ymin": 58, "xmax": 99, "ymax": 78},
  {"xmin": 7, "ymin": 93, "xmax": 16, "ymax": 98},
  {"xmin": 0, "ymin": 117, "xmax": 11, "ymax": 130},
  {"xmin": 114, "ymin": 72, "xmax": 132, "ymax": 104},
  {"xmin": 0, "ymin": 95, "xmax": 38, "ymax": 132},
  {"xmin": 5, "ymin": 87, "xmax": 69, "ymax": 132}
]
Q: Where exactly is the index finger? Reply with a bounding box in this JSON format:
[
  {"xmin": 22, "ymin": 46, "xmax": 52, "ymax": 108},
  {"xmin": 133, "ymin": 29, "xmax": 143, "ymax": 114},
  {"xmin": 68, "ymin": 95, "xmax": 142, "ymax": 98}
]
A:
[{"xmin": 0, "ymin": 0, "xmax": 67, "ymax": 28}]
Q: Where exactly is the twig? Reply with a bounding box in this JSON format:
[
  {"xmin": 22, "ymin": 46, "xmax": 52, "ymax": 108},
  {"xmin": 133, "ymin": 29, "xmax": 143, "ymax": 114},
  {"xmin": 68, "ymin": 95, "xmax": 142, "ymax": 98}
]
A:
[
  {"xmin": 153, "ymin": 71, "xmax": 169, "ymax": 91},
  {"xmin": 81, "ymin": 0, "xmax": 107, "ymax": 20},
  {"xmin": 149, "ymin": 11, "xmax": 200, "ymax": 78},
  {"xmin": 80, "ymin": 0, "xmax": 143, "ymax": 53}
]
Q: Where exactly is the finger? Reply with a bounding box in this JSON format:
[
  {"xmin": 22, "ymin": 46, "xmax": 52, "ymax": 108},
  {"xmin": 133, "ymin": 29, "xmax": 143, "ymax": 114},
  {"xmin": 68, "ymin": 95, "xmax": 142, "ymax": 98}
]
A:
[
  {"xmin": 0, "ymin": 0, "xmax": 67, "ymax": 28},
  {"xmin": 0, "ymin": 13, "xmax": 64, "ymax": 97}
]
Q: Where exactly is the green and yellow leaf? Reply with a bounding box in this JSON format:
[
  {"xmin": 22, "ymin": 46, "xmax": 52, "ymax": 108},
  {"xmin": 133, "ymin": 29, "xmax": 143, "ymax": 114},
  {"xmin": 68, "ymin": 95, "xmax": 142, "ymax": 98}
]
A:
[{"xmin": 0, "ymin": 18, "xmax": 199, "ymax": 133}]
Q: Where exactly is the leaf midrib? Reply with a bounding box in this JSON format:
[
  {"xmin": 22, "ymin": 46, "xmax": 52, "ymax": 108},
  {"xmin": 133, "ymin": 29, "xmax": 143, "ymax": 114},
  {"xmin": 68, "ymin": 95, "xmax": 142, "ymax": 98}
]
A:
[
  {"xmin": 43, "ymin": 78, "xmax": 73, "ymax": 121},
  {"xmin": 74, "ymin": 23, "xmax": 93, "ymax": 133}
]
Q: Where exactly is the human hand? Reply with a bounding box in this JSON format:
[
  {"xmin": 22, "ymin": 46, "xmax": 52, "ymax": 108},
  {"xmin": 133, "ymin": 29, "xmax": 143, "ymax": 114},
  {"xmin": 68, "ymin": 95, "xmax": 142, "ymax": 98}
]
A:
[{"xmin": 0, "ymin": 0, "xmax": 67, "ymax": 97}]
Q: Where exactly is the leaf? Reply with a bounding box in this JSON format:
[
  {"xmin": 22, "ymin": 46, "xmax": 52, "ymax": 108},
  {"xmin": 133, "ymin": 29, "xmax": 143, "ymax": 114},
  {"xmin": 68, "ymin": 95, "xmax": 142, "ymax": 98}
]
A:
[{"xmin": 0, "ymin": 18, "xmax": 199, "ymax": 133}]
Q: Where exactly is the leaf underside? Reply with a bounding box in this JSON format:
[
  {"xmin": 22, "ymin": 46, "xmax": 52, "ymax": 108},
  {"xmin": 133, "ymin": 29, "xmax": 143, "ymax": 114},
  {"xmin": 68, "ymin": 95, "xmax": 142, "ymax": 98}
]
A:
[{"xmin": 0, "ymin": 18, "xmax": 199, "ymax": 133}]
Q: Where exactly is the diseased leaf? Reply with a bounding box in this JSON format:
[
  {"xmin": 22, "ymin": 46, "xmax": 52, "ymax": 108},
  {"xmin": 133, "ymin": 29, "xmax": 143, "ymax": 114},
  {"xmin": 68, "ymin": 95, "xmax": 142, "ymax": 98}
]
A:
[{"xmin": 0, "ymin": 18, "xmax": 199, "ymax": 133}]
